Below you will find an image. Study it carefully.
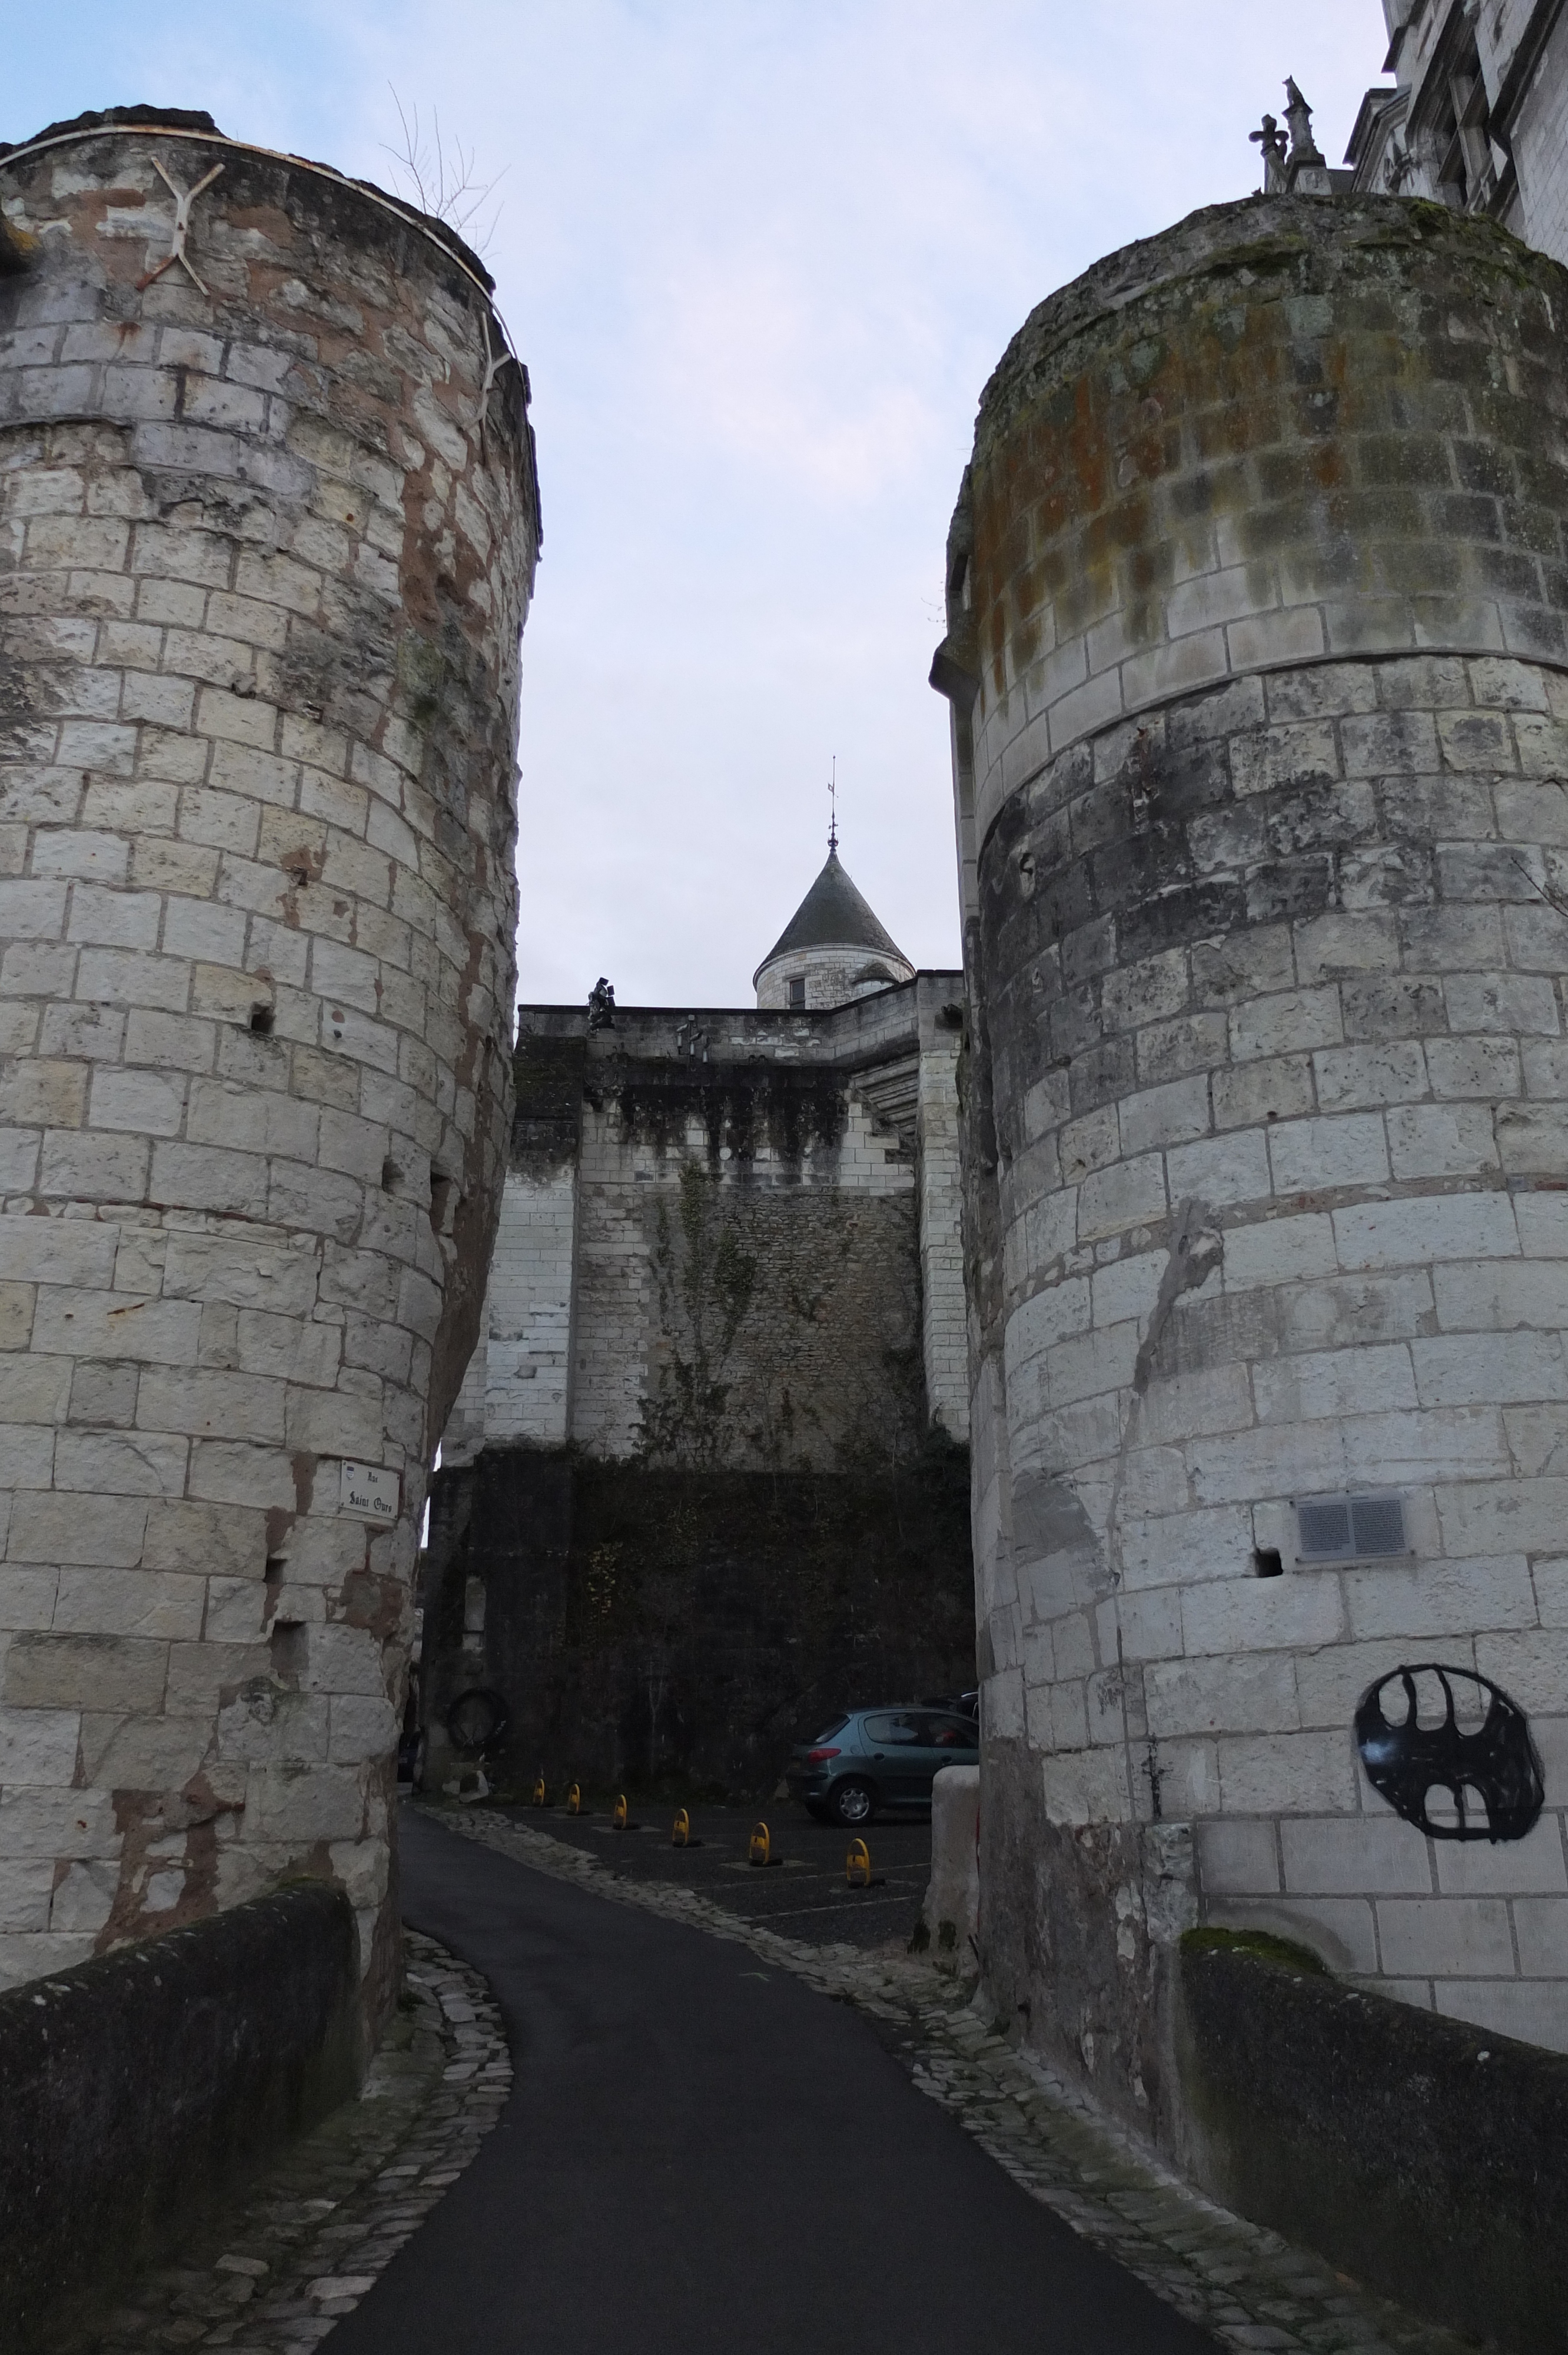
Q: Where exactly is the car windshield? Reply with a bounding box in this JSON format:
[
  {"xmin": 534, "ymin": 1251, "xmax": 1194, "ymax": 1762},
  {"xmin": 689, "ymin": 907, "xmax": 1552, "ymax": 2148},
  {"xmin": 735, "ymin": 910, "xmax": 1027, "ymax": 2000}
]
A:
[{"xmin": 810, "ymin": 1716, "xmax": 849, "ymax": 1743}]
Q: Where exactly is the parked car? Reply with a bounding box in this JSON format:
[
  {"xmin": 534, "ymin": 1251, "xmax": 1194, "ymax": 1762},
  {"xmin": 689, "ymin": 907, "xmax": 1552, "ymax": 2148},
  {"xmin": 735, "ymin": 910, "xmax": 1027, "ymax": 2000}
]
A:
[{"xmin": 785, "ymin": 1706, "xmax": 980, "ymax": 1826}]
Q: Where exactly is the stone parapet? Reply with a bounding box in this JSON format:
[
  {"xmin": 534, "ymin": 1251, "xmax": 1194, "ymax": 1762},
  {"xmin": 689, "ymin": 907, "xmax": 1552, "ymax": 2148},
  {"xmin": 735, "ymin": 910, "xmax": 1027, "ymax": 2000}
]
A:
[
  {"xmin": 0, "ymin": 112, "xmax": 538, "ymax": 2014},
  {"xmin": 0, "ymin": 1879, "xmax": 361, "ymax": 2354}
]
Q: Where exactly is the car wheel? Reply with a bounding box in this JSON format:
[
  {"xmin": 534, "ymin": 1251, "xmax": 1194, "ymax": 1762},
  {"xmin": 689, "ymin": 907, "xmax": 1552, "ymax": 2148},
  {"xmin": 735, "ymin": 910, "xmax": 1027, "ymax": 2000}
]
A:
[{"xmin": 829, "ymin": 1777, "xmax": 875, "ymax": 1827}]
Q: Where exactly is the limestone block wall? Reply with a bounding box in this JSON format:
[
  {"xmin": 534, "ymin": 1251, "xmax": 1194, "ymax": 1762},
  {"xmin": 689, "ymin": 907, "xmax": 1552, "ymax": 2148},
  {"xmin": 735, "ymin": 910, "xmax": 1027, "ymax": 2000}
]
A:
[
  {"xmin": 0, "ymin": 113, "xmax": 538, "ymax": 2012},
  {"xmin": 948, "ymin": 193, "xmax": 1568, "ymax": 2129},
  {"xmin": 441, "ymin": 1162, "xmax": 577, "ymax": 1465}
]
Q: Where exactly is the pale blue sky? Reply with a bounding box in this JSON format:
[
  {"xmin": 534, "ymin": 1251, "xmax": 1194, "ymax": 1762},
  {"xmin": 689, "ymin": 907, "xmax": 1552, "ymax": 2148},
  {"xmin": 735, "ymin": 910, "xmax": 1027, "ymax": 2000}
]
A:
[{"xmin": 8, "ymin": 3, "xmax": 1386, "ymax": 1007}]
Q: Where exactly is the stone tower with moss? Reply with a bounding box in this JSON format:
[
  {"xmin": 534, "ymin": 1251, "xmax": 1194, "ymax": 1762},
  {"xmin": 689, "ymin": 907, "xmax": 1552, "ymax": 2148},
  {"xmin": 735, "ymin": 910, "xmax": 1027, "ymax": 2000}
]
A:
[{"xmin": 932, "ymin": 190, "xmax": 1568, "ymax": 2125}]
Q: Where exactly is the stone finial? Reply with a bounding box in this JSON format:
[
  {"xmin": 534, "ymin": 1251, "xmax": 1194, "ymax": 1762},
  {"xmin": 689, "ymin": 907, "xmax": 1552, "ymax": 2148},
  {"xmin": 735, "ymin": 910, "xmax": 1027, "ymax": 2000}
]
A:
[
  {"xmin": 1250, "ymin": 112, "xmax": 1289, "ymax": 193},
  {"xmin": 1282, "ymin": 77, "xmax": 1333, "ymax": 194}
]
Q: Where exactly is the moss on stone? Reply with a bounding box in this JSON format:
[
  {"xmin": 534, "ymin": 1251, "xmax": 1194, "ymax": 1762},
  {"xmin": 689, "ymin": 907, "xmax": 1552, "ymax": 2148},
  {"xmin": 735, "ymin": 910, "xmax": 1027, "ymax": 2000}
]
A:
[{"xmin": 1181, "ymin": 1925, "xmax": 1328, "ymax": 1975}]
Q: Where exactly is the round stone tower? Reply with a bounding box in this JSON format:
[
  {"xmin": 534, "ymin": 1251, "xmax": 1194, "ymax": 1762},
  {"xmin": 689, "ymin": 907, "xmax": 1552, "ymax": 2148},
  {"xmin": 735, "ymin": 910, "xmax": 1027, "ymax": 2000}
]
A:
[
  {"xmin": 755, "ymin": 838, "xmax": 914, "ymax": 1009},
  {"xmin": 0, "ymin": 109, "xmax": 539, "ymax": 2017},
  {"xmin": 939, "ymin": 192, "xmax": 1568, "ymax": 2122}
]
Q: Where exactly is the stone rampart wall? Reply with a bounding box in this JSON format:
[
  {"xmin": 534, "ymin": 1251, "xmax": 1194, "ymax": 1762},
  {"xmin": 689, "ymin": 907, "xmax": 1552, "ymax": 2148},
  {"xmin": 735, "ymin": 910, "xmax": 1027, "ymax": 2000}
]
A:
[
  {"xmin": 570, "ymin": 1075, "xmax": 918, "ymax": 1467},
  {"xmin": 450, "ymin": 982, "xmax": 969, "ymax": 1465}
]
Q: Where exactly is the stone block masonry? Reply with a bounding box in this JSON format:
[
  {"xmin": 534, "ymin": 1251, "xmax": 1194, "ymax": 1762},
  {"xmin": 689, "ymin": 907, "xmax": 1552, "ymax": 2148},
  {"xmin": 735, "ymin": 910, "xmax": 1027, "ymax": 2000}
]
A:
[
  {"xmin": 938, "ymin": 191, "xmax": 1568, "ymax": 2144},
  {"xmin": 0, "ymin": 110, "xmax": 539, "ymax": 2021}
]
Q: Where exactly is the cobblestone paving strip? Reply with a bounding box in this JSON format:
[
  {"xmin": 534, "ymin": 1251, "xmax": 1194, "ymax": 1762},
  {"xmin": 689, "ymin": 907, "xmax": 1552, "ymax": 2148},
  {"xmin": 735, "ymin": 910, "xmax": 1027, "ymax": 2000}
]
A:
[
  {"xmin": 79, "ymin": 1931, "xmax": 509, "ymax": 2354},
  {"xmin": 434, "ymin": 1802, "xmax": 1479, "ymax": 2355}
]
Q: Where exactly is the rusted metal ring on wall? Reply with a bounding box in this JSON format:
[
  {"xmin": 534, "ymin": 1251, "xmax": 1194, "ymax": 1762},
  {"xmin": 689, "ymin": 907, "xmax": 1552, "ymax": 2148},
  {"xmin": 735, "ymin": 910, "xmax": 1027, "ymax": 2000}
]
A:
[{"xmin": 446, "ymin": 1689, "xmax": 510, "ymax": 1756}]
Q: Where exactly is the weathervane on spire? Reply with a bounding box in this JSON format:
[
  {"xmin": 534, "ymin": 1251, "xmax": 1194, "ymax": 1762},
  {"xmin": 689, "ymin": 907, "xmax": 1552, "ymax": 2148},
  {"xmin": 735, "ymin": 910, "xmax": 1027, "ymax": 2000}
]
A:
[{"xmin": 828, "ymin": 757, "xmax": 839, "ymax": 855}]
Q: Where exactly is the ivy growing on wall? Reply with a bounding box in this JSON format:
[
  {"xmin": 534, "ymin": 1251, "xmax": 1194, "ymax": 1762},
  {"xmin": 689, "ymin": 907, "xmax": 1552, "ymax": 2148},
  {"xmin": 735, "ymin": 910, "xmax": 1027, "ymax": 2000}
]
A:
[{"xmin": 635, "ymin": 1155, "xmax": 922, "ymax": 1474}]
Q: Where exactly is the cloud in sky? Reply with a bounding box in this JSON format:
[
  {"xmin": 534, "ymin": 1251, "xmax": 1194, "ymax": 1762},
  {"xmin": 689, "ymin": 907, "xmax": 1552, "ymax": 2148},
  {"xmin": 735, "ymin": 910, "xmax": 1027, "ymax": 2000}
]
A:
[{"xmin": 8, "ymin": 1, "xmax": 1386, "ymax": 1006}]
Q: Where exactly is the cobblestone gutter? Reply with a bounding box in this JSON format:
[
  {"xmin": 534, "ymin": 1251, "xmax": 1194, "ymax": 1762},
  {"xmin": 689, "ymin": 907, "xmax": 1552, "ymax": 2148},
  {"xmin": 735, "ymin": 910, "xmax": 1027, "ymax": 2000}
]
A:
[
  {"xmin": 432, "ymin": 1806, "xmax": 1471, "ymax": 2355},
  {"xmin": 79, "ymin": 1930, "xmax": 507, "ymax": 2354}
]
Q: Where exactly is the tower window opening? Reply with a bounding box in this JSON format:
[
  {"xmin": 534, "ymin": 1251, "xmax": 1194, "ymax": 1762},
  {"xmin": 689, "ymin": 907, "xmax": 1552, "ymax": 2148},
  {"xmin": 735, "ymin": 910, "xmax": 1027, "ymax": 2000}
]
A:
[{"xmin": 788, "ymin": 977, "xmax": 806, "ymax": 1010}]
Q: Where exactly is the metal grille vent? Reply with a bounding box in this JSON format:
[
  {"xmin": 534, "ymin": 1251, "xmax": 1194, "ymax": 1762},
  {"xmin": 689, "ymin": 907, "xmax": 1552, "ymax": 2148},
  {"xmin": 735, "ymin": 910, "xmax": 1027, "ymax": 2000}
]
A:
[{"xmin": 1297, "ymin": 1495, "xmax": 1406, "ymax": 1562}]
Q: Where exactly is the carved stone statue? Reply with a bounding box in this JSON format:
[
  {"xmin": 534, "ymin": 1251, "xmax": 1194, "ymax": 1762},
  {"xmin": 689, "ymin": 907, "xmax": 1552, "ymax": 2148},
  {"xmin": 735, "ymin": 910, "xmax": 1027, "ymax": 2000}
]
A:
[
  {"xmin": 1283, "ymin": 77, "xmax": 1326, "ymax": 169},
  {"xmin": 587, "ymin": 976, "xmax": 616, "ymax": 1031}
]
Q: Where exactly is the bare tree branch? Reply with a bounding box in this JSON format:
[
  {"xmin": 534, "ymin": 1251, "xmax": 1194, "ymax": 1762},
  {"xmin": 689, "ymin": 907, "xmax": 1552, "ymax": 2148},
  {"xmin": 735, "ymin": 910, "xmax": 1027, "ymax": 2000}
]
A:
[{"xmin": 382, "ymin": 87, "xmax": 506, "ymax": 256}]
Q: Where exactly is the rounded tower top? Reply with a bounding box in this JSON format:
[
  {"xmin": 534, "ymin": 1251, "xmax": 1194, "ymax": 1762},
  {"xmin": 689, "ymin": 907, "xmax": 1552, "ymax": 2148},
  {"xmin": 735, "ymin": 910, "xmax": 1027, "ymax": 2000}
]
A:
[{"xmin": 753, "ymin": 843, "xmax": 913, "ymax": 1011}]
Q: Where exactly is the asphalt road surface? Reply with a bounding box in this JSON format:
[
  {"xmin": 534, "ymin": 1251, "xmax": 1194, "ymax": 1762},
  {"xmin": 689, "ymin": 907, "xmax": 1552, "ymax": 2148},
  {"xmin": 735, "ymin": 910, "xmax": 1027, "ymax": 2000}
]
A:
[{"xmin": 327, "ymin": 1807, "xmax": 1214, "ymax": 2355}]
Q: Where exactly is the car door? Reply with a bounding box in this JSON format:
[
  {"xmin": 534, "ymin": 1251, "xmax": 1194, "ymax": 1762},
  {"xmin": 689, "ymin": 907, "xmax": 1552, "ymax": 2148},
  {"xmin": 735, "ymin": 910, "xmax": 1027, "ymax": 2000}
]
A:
[{"xmin": 859, "ymin": 1710, "xmax": 928, "ymax": 1802}]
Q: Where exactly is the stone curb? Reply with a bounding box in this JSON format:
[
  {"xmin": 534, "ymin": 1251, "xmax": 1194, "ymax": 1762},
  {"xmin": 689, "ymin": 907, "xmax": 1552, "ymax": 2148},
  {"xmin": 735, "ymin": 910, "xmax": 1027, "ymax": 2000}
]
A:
[
  {"xmin": 431, "ymin": 1802, "xmax": 1474, "ymax": 2355},
  {"xmin": 81, "ymin": 1926, "xmax": 509, "ymax": 2354}
]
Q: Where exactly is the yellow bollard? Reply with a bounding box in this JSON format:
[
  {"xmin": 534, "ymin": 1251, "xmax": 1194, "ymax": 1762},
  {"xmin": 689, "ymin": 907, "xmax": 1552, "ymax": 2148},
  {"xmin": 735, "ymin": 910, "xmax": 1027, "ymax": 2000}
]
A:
[
  {"xmin": 531, "ymin": 1772, "xmax": 546, "ymax": 1808},
  {"xmin": 846, "ymin": 1837, "xmax": 871, "ymax": 1889},
  {"xmin": 566, "ymin": 1782, "xmax": 582, "ymax": 1815},
  {"xmin": 612, "ymin": 1792, "xmax": 628, "ymax": 1830},
  {"xmin": 672, "ymin": 1807, "xmax": 690, "ymax": 1847},
  {"xmin": 749, "ymin": 1821, "xmax": 772, "ymax": 1867}
]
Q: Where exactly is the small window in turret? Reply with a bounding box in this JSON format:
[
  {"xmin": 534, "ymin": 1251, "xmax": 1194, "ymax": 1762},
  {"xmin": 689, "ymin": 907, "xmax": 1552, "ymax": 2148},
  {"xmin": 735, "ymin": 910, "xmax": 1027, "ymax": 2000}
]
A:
[{"xmin": 788, "ymin": 978, "xmax": 806, "ymax": 1009}]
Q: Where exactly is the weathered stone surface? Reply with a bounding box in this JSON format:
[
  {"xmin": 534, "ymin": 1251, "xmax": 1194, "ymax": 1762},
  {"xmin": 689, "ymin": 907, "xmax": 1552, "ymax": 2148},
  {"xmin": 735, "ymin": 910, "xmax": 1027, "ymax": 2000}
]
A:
[
  {"xmin": 0, "ymin": 112, "xmax": 539, "ymax": 2019},
  {"xmin": 939, "ymin": 192, "xmax": 1568, "ymax": 2140}
]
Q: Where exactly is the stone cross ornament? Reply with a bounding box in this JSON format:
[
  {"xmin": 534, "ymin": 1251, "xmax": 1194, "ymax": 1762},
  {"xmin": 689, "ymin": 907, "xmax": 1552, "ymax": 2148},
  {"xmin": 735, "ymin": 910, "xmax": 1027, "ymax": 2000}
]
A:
[{"xmin": 1250, "ymin": 114, "xmax": 1288, "ymax": 193}]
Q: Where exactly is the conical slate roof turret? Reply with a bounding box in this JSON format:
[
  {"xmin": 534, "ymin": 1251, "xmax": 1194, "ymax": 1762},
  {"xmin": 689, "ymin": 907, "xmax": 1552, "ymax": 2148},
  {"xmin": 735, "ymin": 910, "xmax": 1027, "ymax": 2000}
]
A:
[{"xmin": 753, "ymin": 844, "xmax": 909, "ymax": 987}]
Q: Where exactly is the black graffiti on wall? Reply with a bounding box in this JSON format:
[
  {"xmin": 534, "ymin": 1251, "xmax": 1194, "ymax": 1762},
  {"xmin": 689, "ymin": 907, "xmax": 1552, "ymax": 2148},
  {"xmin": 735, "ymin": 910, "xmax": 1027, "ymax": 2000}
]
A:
[{"xmin": 1355, "ymin": 1666, "xmax": 1544, "ymax": 1842}]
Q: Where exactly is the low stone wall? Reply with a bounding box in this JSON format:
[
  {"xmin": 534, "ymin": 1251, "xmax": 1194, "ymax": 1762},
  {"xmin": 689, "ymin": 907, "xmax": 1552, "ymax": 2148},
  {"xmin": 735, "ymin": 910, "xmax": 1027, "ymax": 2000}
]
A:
[
  {"xmin": 0, "ymin": 1880, "xmax": 362, "ymax": 2354},
  {"xmin": 1176, "ymin": 1933, "xmax": 1568, "ymax": 2355}
]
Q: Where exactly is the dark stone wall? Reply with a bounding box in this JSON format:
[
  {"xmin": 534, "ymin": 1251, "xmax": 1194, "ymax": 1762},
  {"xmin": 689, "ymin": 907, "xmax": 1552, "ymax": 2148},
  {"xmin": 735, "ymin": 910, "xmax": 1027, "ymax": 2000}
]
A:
[
  {"xmin": 1177, "ymin": 1936, "xmax": 1568, "ymax": 2355},
  {"xmin": 0, "ymin": 1881, "xmax": 362, "ymax": 2354},
  {"xmin": 421, "ymin": 1445, "xmax": 976, "ymax": 1794}
]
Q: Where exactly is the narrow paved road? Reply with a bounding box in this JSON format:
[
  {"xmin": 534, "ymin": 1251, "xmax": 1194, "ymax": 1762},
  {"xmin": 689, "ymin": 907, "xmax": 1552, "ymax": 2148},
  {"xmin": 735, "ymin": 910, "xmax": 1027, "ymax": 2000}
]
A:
[{"xmin": 328, "ymin": 1808, "xmax": 1215, "ymax": 2355}]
